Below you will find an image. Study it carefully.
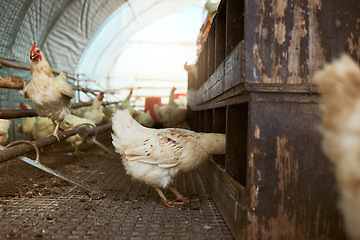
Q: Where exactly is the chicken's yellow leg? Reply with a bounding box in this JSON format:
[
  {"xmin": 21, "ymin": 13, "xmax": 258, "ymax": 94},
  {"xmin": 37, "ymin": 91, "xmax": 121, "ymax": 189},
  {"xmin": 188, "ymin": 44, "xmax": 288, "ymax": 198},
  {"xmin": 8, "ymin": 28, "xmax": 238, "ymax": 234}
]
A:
[
  {"xmin": 49, "ymin": 121, "xmax": 64, "ymax": 142},
  {"xmin": 168, "ymin": 186, "xmax": 199, "ymax": 203},
  {"xmin": 154, "ymin": 187, "xmax": 184, "ymax": 207}
]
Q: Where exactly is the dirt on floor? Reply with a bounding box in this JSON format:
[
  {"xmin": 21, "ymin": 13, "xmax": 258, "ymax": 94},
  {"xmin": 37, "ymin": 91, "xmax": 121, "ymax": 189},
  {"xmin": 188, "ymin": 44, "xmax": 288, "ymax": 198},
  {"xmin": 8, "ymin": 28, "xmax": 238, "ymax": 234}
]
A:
[{"xmin": 0, "ymin": 132, "xmax": 233, "ymax": 239}]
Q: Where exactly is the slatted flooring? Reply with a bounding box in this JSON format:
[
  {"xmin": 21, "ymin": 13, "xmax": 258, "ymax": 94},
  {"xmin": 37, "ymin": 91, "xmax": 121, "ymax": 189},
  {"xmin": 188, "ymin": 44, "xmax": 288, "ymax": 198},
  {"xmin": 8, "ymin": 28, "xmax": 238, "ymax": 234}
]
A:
[{"xmin": 0, "ymin": 137, "xmax": 234, "ymax": 239}]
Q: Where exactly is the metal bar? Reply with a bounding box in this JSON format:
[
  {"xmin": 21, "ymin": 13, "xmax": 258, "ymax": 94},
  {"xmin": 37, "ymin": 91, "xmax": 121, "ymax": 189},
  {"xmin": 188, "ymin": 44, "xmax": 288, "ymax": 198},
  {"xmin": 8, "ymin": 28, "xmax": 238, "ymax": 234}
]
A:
[
  {"xmin": 0, "ymin": 145, "xmax": 105, "ymax": 199},
  {"xmin": 77, "ymin": 123, "xmax": 112, "ymax": 138},
  {"xmin": 0, "ymin": 76, "xmax": 101, "ymax": 95},
  {"xmin": 0, "ymin": 123, "xmax": 112, "ymax": 163},
  {"xmin": 0, "ymin": 76, "xmax": 29, "ymax": 90},
  {"xmin": 0, "ymin": 102, "xmax": 119, "ymax": 119},
  {"xmin": 0, "ymin": 58, "xmax": 95, "ymax": 82},
  {"xmin": 0, "ymin": 109, "xmax": 38, "ymax": 119},
  {"xmin": 87, "ymin": 137, "xmax": 118, "ymax": 158}
]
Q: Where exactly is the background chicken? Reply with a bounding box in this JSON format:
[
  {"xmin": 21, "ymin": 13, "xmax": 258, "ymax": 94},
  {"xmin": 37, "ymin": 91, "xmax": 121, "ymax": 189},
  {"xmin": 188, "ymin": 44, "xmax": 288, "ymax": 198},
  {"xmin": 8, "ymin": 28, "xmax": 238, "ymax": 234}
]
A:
[
  {"xmin": 111, "ymin": 109, "xmax": 226, "ymax": 207},
  {"xmin": 314, "ymin": 55, "xmax": 360, "ymax": 240},
  {"xmin": 205, "ymin": 0, "xmax": 221, "ymax": 20},
  {"xmin": 23, "ymin": 42, "xmax": 74, "ymax": 140},
  {"xmin": 184, "ymin": 62, "xmax": 198, "ymax": 80},
  {"xmin": 32, "ymin": 117, "xmax": 55, "ymax": 140},
  {"xmin": 118, "ymin": 88, "xmax": 133, "ymax": 110},
  {"xmin": 18, "ymin": 102, "xmax": 36, "ymax": 140},
  {"xmin": 0, "ymin": 119, "xmax": 11, "ymax": 145},
  {"xmin": 60, "ymin": 114, "xmax": 95, "ymax": 153},
  {"xmin": 131, "ymin": 110, "xmax": 154, "ymax": 128},
  {"xmin": 155, "ymin": 87, "xmax": 187, "ymax": 128},
  {"xmin": 72, "ymin": 93, "xmax": 105, "ymax": 125}
]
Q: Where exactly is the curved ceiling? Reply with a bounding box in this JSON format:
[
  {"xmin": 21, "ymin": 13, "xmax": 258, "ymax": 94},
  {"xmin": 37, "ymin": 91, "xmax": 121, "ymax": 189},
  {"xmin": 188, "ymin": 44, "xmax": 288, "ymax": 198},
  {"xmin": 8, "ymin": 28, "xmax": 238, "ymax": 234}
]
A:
[{"xmin": 0, "ymin": 0, "xmax": 204, "ymax": 87}]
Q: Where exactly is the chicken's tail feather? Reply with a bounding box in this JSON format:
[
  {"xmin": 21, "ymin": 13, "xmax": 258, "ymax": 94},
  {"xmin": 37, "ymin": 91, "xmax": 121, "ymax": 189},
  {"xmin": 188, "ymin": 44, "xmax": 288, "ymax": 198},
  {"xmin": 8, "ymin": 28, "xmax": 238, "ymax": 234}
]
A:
[{"xmin": 112, "ymin": 109, "xmax": 145, "ymax": 136}]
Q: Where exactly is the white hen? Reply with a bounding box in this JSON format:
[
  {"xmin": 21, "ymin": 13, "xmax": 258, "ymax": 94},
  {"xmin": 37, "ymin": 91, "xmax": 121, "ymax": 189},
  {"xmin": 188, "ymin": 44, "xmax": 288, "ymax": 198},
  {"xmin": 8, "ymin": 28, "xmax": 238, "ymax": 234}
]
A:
[
  {"xmin": 111, "ymin": 109, "xmax": 226, "ymax": 207},
  {"xmin": 314, "ymin": 54, "xmax": 360, "ymax": 240},
  {"xmin": 60, "ymin": 114, "xmax": 95, "ymax": 153},
  {"xmin": 0, "ymin": 119, "xmax": 11, "ymax": 145}
]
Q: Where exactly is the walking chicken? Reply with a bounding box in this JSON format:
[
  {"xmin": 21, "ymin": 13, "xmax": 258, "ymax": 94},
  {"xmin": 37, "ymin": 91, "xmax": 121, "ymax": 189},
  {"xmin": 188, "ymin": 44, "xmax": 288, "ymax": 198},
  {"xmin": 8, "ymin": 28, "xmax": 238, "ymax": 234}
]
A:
[
  {"xmin": 314, "ymin": 55, "xmax": 360, "ymax": 240},
  {"xmin": 111, "ymin": 109, "xmax": 226, "ymax": 207},
  {"xmin": 23, "ymin": 42, "xmax": 74, "ymax": 140}
]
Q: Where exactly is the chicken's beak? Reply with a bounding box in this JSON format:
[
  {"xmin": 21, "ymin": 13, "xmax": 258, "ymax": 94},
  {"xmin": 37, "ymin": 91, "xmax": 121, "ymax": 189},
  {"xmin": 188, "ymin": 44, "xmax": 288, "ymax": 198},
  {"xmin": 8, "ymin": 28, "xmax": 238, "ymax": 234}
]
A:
[{"xmin": 30, "ymin": 52, "xmax": 36, "ymax": 60}]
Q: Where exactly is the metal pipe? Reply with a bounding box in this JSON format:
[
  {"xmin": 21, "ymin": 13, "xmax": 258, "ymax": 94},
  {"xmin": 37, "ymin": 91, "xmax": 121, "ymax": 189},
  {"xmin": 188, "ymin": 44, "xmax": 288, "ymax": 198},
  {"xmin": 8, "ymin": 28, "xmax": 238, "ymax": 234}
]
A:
[
  {"xmin": 0, "ymin": 145, "xmax": 105, "ymax": 199},
  {"xmin": 0, "ymin": 109, "xmax": 38, "ymax": 118},
  {"xmin": 0, "ymin": 123, "xmax": 112, "ymax": 164},
  {"xmin": 0, "ymin": 102, "xmax": 119, "ymax": 119},
  {"xmin": 77, "ymin": 123, "xmax": 112, "ymax": 138},
  {"xmin": 0, "ymin": 58, "xmax": 95, "ymax": 82}
]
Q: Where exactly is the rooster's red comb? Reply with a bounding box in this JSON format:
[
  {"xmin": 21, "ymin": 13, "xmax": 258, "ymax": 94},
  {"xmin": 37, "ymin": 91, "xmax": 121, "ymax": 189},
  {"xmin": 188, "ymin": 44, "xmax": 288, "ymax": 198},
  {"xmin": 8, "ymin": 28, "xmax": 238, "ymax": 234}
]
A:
[
  {"xmin": 31, "ymin": 42, "xmax": 37, "ymax": 52},
  {"xmin": 98, "ymin": 92, "xmax": 104, "ymax": 101}
]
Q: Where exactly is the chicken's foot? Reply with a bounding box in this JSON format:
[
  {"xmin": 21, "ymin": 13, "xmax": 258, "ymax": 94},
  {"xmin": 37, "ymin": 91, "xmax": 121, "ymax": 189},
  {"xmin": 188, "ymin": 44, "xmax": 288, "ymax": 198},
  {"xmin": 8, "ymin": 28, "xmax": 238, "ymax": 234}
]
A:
[
  {"xmin": 168, "ymin": 186, "xmax": 199, "ymax": 203},
  {"xmin": 48, "ymin": 121, "xmax": 64, "ymax": 142},
  {"xmin": 154, "ymin": 187, "xmax": 185, "ymax": 207}
]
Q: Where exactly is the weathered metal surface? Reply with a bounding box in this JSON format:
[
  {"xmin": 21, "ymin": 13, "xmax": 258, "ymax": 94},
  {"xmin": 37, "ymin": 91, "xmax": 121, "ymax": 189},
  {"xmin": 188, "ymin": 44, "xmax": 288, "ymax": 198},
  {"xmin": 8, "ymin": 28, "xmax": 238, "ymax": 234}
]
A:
[
  {"xmin": 187, "ymin": 0, "xmax": 359, "ymax": 239},
  {"xmin": 226, "ymin": 104, "xmax": 248, "ymax": 186},
  {"xmin": 226, "ymin": 0, "xmax": 244, "ymax": 55},
  {"xmin": 199, "ymin": 158, "xmax": 246, "ymax": 240},
  {"xmin": 247, "ymin": 100, "xmax": 344, "ymax": 239},
  {"xmin": 245, "ymin": 0, "xmax": 360, "ymax": 84}
]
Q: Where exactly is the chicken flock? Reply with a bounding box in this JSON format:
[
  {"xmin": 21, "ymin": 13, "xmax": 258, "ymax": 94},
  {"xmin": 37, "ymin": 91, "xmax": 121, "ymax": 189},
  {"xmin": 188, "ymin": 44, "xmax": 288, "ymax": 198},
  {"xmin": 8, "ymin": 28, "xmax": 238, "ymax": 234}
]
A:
[{"xmin": 0, "ymin": 41, "xmax": 227, "ymax": 208}]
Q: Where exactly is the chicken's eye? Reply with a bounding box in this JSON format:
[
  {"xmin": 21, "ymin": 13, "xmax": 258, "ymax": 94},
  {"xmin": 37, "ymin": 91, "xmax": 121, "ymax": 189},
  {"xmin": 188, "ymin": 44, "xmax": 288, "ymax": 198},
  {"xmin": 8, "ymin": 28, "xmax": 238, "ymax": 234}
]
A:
[{"xmin": 37, "ymin": 50, "xmax": 40, "ymax": 53}]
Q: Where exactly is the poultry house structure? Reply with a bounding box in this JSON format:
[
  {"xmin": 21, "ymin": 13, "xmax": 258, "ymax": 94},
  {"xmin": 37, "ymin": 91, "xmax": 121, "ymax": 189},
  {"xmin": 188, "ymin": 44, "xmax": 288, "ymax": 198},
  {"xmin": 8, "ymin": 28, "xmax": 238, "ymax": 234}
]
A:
[{"xmin": 0, "ymin": 0, "xmax": 359, "ymax": 240}]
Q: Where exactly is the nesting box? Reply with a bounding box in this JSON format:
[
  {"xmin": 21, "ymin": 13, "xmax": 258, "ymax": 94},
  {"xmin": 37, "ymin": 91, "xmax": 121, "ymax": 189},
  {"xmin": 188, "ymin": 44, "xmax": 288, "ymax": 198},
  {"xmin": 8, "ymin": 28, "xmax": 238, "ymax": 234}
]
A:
[{"xmin": 188, "ymin": 0, "xmax": 360, "ymax": 239}]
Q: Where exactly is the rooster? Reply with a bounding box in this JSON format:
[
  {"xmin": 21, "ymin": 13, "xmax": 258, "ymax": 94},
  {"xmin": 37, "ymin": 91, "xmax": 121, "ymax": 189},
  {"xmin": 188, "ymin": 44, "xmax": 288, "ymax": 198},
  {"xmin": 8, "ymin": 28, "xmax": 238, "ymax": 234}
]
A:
[
  {"xmin": 18, "ymin": 102, "xmax": 36, "ymax": 140},
  {"xmin": 0, "ymin": 119, "xmax": 11, "ymax": 145},
  {"xmin": 111, "ymin": 109, "xmax": 226, "ymax": 207},
  {"xmin": 60, "ymin": 114, "xmax": 95, "ymax": 153},
  {"xmin": 72, "ymin": 93, "xmax": 105, "ymax": 125},
  {"xmin": 314, "ymin": 55, "xmax": 360, "ymax": 240},
  {"xmin": 23, "ymin": 42, "xmax": 74, "ymax": 141}
]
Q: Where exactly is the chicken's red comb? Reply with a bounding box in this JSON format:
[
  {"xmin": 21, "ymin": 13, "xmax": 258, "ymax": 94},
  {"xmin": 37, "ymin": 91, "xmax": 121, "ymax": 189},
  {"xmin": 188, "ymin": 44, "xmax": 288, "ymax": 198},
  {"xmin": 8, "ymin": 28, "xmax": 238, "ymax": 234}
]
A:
[
  {"xmin": 20, "ymin": 102, "xmax": 26, "ymax": 109},
  {"xmin": 98, "ymin": 92, "xmax": 104, "ymax": 101},
  {"xmin": 31, "ymin": 42, "xmax": 37, "ymax": 52}
]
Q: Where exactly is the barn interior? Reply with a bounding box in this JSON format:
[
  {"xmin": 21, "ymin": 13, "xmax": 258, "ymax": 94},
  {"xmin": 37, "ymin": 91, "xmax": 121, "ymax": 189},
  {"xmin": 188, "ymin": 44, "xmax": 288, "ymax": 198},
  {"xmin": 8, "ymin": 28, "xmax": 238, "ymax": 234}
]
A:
[{"xmin": 0, "ymin": 0, "xmax": 359, "ymax": 239}]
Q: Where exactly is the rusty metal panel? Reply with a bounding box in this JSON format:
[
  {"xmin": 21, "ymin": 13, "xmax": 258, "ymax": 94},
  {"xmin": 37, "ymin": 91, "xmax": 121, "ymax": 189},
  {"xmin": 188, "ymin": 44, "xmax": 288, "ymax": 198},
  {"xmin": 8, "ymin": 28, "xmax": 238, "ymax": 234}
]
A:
[
  {"xmin": 245, "ymin": 0, "xmax": 360, "ymax": 84},
  {"xmin": 247, "ymin": 98, "xmax": 345, "ymax": 239},
  {"xmin": 226, "ymin": 0, "xmax": 245, "ymax": 55},
  {"xmin": 226, "ymin": 104, "xmax": 248, "ymax": 186}
]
